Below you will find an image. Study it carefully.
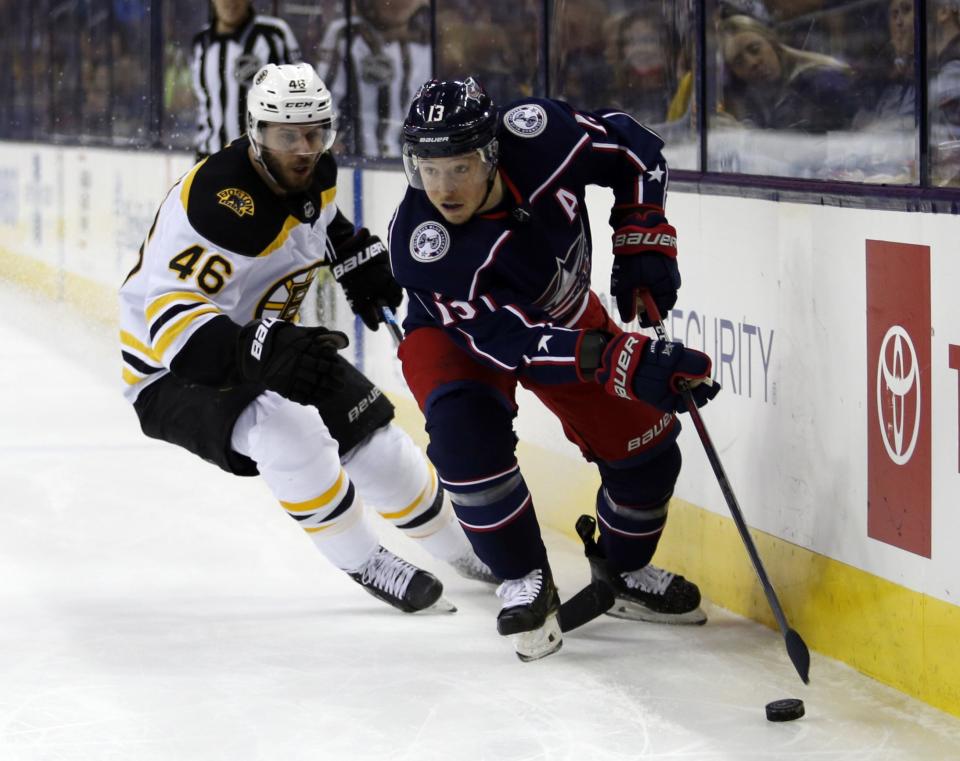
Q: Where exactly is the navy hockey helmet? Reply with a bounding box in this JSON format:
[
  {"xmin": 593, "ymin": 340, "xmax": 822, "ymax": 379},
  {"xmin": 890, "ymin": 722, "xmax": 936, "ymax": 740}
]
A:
[{"xmin": 401, "ymin": 77, "xmax": 499, "ymax": 189}]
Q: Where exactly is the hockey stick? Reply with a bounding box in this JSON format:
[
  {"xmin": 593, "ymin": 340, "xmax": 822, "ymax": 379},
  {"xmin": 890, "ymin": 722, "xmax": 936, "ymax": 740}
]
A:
[
  {"xmin": 640, "ymin": 291, "xmax": 810, "ymax": 684},
  {"xmin": 381, "ymin": 304, "xmax": 404, "ymax": 347}
]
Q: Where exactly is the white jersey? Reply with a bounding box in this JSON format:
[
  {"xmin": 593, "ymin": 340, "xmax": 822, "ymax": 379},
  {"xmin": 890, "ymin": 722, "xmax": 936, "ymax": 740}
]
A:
[{"xmin": 119, "ymin": 139, "xmax": 338, "ymax": 404}]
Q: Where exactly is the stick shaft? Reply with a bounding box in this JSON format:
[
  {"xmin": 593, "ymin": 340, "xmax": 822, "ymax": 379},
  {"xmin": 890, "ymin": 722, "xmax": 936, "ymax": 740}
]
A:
[{"xmin": 639, "ymin": 293, "xmax": 791, "ymax": 637}]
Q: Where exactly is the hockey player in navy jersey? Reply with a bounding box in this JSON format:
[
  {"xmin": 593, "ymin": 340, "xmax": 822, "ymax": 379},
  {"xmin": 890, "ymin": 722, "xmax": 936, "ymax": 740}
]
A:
[
  {"xmin": 390, "ymin": 77, "xmax": 720, "ymax": 660},
  {"xmin": 119, "ymin": 63, "xmax": 494, "ymax": 616}
]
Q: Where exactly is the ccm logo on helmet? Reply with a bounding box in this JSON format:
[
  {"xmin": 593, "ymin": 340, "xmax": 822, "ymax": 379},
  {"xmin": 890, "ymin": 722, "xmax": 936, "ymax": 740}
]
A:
[
  {"xmin": 612, "ymin": 335, "xmax": 640, "ymax": 399},
  {"xmin": 613, "ymin": 232, "xmax": 677, "ymax": 249},
  {"xmin": 287, "ymin": 101, "xmax": 315, "ymax": 109}
]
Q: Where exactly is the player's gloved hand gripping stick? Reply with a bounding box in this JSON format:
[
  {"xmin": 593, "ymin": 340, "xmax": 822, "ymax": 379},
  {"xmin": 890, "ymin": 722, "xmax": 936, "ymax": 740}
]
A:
[{"xmin": 639, "ymin": 291, "xmax": 810, "ymax": 685}]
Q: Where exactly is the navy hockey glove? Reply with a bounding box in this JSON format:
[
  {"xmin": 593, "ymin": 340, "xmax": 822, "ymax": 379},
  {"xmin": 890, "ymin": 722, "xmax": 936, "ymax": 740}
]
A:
[
  {"xmin": 610, "ymin": 209, "xmax": 680, "ymax": 327},
  {"xmin": 237, "ymin": 318, "xmax": 349, "ymax": 405},
  {"xmin": 596, "ymin": 332, "xmax": 719, "ymax": 413},
  {"xmin": 331, "ymin": 230, "xmax": 402, "ymax": 331}
]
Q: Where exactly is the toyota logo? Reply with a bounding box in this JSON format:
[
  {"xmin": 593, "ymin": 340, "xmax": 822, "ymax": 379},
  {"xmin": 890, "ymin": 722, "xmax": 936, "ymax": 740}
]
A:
[{"xmin": 876, "ymin": 324, "xmax": 921, "ymax": 465}]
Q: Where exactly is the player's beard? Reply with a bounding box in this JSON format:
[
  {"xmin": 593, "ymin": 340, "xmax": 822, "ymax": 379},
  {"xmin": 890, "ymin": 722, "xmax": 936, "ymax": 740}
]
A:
[{"xmin": 262, "ymin": 150, "xmax": 318, "ymax": 194}]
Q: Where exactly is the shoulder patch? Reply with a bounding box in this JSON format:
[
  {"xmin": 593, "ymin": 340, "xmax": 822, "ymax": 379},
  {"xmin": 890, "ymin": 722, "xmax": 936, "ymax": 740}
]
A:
[
  {"xmin": 217, "ymin": 188, "xmax": 255, "ymax": 218},
  {"xmin": 410, "ymin": 221, "xmax": 450, "ymax": 263},
  {"xmin": 183, "ymin": 145, "xmax": 293, "ymax": 257},
  {"xmin": 504, "ymin": 104, "xmax": 548, "ymax": 138}
]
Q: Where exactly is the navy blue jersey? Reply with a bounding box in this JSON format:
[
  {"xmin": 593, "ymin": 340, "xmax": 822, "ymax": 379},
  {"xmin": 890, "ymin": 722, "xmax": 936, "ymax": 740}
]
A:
[{"xmin": 389, "ymin": 98, "xmax": 670, "ymax": 384}]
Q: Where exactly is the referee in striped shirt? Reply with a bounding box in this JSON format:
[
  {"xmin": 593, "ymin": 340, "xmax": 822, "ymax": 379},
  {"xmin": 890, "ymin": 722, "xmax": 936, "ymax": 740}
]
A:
[{"xmin": 191, "ymin": 0, "xmax": 302, "ymax": 160}]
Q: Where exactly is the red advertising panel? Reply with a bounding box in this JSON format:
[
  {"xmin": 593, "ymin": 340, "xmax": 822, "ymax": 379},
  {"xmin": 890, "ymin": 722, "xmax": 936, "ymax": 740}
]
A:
[{"xmin": 866, "ymin": 240, "xmax": 931, "ymax": 557}]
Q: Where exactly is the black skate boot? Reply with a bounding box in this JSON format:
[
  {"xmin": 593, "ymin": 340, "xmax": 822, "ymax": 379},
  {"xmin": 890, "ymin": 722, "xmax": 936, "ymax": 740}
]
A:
[
  {"xmin": 576, "ymin": 515, "xmax": 706, "ymax": 626},
  {"xmin": 348, "ymin": 546, "xmax": 455, "ymax": 613},
  {"xmin": 496, "ymin": 565, "xmax": 562, "ymax": 661},
  {"xmin": 607, "ymin": 563, "xmax": 706, "ymax": 625}
]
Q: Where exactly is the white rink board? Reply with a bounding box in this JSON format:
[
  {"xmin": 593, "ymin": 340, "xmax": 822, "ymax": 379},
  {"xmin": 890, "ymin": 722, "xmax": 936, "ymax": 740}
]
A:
[{"xmin": 1, "ymin": 143, "xmax": 958, "ymax": 610}]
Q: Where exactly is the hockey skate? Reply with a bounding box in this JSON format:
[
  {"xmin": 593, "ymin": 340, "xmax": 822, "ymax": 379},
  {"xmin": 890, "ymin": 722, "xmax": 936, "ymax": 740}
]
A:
[
  {"xmin": 348, "ymin": 546, "xmax": 456, "ymax": 614},
  {"xmin": 496, "ymin": 566, "xmax": 562, "ymax": 662},
  {"xmin": 576, "ymin": 515, "xmax": 707, "ymax": 626}
]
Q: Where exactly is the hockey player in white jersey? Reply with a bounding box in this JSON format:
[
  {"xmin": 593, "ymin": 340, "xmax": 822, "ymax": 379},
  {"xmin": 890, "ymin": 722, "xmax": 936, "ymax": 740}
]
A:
[{"xmin": 119, "ymin": 62, "xmax": 494, "ymax": 614}]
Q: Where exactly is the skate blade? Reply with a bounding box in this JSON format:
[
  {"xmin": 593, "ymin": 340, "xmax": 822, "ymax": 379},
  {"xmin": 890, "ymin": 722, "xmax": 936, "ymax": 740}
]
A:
[
  {"xmin": 417, "ymin": 595, "xmax": 457, "ymax": 614},
  {"xmin": 606, "ymin": 598, "xmax": 707, "ymax": 625},
  {"xmin": 510, "ymin": 614, "xmax": 563, "ymax": 662}
]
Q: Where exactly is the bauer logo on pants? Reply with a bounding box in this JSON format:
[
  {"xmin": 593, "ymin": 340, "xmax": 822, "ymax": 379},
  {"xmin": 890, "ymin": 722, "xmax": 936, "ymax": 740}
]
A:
[{"xmin": 865, "ymin": 240, "xmax": 931, "ymax": 558}]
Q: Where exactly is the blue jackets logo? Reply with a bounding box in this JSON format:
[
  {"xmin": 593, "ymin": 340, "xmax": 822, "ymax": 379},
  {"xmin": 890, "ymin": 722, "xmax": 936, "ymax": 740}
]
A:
[
  {"xmin": 410, "ymin": 221, "xmax": 450, "ymax": 262},
  {"xmin": 504, "ymin": 104, "xmax": 547, "ymax": 137}
]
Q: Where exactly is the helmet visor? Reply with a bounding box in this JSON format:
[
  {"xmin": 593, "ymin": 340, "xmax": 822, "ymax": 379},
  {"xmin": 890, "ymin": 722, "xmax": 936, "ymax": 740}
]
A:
[
  {"xmin": 254, "ymin": 120, "xmax": 337, "ymax": 155},
  {"xmin": 402, "ymin": 139, "xmax": 498, "ymax": 190}
]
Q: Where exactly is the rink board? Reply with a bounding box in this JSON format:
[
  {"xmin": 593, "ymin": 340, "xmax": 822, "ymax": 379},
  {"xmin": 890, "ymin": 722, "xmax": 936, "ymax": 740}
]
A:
[{"xmin": 0, "ymin": 142, "xmax": 958, "ymax": 718}]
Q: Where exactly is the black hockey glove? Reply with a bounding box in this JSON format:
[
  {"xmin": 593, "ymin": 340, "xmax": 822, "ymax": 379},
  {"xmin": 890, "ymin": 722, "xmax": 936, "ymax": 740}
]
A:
[
  {"xmin": 331, "ymin": 229, "xmax": 403, "ymax": 331},
  {"xmin": 595, "ymin": 332, "xmax": 719, "ymax": 413},
  {"xmin": 610, "ymin": 209, "xmax": 680, "ymax": 327},
  {"xmin": 237, "ymin": 318, "xmax": 349, "ymax": 405}
]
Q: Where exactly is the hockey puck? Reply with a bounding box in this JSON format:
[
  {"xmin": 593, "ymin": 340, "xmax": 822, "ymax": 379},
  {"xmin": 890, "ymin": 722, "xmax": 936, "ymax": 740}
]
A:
[{"xmin": 765, "ymin": 698, "xmax": 805, "ymax": 722}]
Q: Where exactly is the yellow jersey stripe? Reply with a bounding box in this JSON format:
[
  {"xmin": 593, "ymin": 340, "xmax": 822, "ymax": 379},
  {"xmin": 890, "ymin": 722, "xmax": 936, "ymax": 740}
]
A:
[
  {"xmin": 379, "ymin": 466, "xmax": 437, "ymax": 521},
  {"xmin": 258, "ymin": 215, "xmax": 300, "ymax": 258},
  {"xmin": 153, "ymin": 306, "xmax": 220, "ymax": 358},
  {"xmin": 145, "ymin": 291, "xmax": 211, "ymax": 323},
  {"xmin": 120, "ymin": 330, "xmax": 161, "ymax": 361},
  {"xmin": 304, "ymin": 524, "xmax": 335, "ymax": 534},
  {"xmin": 321, "ymin": 187, "xmax": 336, "ymax": 208},
  {"xmin": 281, "ymin": 470, "xmax": 346, "ymax": 513},
  {"xmin": 122, "ymin": 367, "xmax": 144, "ymax": 385}
]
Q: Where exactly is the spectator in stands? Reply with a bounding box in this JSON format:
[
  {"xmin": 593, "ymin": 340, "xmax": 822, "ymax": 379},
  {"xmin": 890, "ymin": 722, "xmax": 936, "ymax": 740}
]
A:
[
  {"xmin": 602, "ymin": 8, "xmax": 674, "ymax": 121},
  {"xmin": 853, "ymin": 0, "xmax": 915, "ymax": 132},
  {"xmin": 717, "ymin": 13, "xmax": 857, "ymax": 132},
  {"xmin": 191, "ymin": 0, "xmax": 301, "ymax": 161},
  {"xmin": 930, "ymin": 0, "xmax": 960, "ymax": 185},
  {"xmin": 317, "ymin": 0, "xmax": 431, "ymax": 158}
]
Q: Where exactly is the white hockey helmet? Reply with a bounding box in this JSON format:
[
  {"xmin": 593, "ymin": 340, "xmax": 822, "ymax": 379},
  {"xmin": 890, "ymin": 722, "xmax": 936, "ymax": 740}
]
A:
[{"xmin": 246, "ymin": 62, "xmax": 337, "ymax": 157}]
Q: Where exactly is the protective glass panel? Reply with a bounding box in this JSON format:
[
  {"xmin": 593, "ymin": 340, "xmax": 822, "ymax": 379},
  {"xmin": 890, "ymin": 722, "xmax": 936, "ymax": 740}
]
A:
[
  {"xmin": 928, "ymin": 0, "xmax": 960, "ymax": 186},
  {"xmin": 435, "ymin": 0, "xmax": 543, "ymax": 107},
  {"xmin": 162, "ymin": 0, "xmax": 207, "ymax": 150},
  {"xmin": 550, "ymin": 0, "xmax": 699, "ymax": 170},
  {"xmin": 316, "ymin": 0, "xmax": 432, "ymax": 158},
  {"xmin": 110, "ymin": 2, "xmax": 152, "ymax": 144},
  {"xmin": 48, "ymin": 1, "xmax": 83, "ymax": 138},
  {"xmin": 79, "ymin": 0, "xmax": 113, "ymax": 140},
  {"xmin": 706, "ymin": 0, "xmax": 918, "ymax": 184}
]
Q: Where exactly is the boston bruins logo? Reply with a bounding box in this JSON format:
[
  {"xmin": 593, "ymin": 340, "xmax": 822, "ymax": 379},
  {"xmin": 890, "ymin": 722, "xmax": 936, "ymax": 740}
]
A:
[
  {"xmin": 217, "ymin": 188, "xmax": 255, "ymax": 218},
  {"xmin": 256, "ymin": 264, "xmax": 321, "ymax": 321}
]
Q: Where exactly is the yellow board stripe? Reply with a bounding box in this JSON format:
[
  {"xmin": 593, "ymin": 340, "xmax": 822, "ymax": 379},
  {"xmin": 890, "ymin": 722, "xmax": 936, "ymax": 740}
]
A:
[
  {"xmin": 380, "ymin": 466, "xmax": 437, "ymax": 521},
  {"xmin": 120, "ymin": 330, "xmax": 160, "ymax": 361},
  {"xmin": 145, "ymin": 291, "xmax": 211, "ymax": 323},
  {"xmin": 259, "ymin": 215, "xmax": 300, "ymax": 258},
  {"xmin": 281, "ymin": 470, "xmax": 346, "ymax": 513},
  {"xmin": 153, "ymin": 306, "xmax": 220, "ymax": 357}
]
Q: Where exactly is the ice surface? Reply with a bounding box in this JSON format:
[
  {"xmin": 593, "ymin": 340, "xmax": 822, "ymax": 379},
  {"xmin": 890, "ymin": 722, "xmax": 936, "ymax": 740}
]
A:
[{"xmin": 1, "ymin": 282, "xmax": 959, "ymax": 761}]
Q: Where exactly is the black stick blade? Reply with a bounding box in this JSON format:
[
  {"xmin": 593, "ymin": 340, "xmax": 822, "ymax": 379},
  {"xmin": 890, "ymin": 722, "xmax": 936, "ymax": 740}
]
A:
[
  {"xmin": 558, "ymin": 582, "xmax": 616, "ymax": 633},
  {"xmin": 785, "ymin": 628, "xmax": 811, "ymax": 684}
]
